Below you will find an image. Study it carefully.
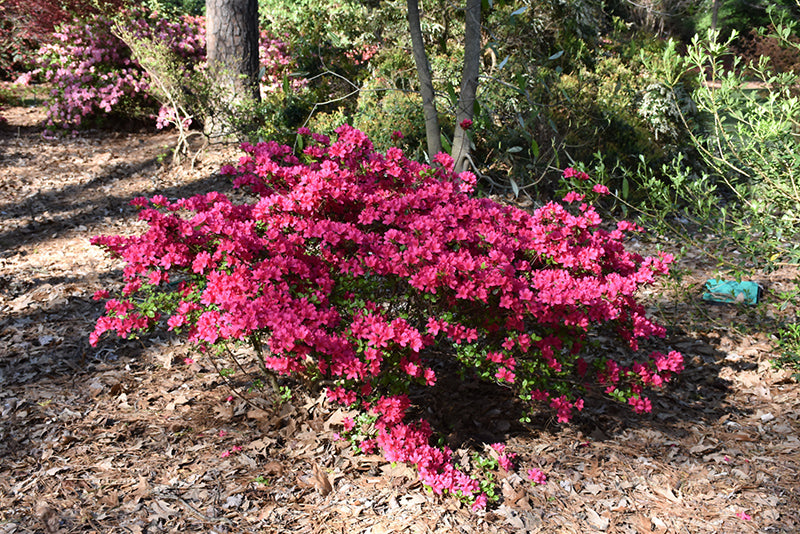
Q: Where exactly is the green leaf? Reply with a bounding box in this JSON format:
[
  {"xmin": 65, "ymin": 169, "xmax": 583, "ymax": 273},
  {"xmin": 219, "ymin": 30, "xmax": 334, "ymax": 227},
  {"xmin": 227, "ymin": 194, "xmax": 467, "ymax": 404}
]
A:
[
  {"xmin": 445, "ymin": 82, "xmax": 458, "ymax": 107},
  {"xmin": 530, "ymin": 138, "xmax": 539, "ymax": 159},
  {"xmin": 282, "ymin": 73, "xmax": 290, "ymax": 95},
  {"xmin": 509, "ymin": 176, "xmax": 520, "ymax": 198},
  {"xmin": 440, "ymin": 133, "xmax": 452, "ymax": 154}
]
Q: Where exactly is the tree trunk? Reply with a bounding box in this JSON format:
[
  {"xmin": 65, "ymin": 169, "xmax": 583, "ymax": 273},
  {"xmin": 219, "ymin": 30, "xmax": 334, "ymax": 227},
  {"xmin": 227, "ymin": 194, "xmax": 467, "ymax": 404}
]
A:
[
  {"xmin": 451, "ymin": 0, "xmax": 481, "ymax": 174},
  {"xmin": 407, "ymin": 0, "xmax": 442, "ymax": 158},
  {"xmin": 205, "ymin": 0, "xmax": 260, "ymax": 137},
  {"xmin": 711, "ymin": 0, "xmax": 721, "ymax": 33}
]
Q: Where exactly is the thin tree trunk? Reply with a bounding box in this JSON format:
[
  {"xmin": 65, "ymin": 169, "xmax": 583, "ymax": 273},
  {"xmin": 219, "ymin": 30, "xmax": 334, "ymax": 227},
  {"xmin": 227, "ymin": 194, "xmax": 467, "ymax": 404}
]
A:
[
  {"xmin": 407, "ymin": 0, "xmax": 442, "ymax": 158},
  {"xmin": 711, "ymin": 0, "xmax": 721, "ymax": 33},
  {"xmin": 451, "ymin": 0, "xmax": 481, "ymax": 174}
]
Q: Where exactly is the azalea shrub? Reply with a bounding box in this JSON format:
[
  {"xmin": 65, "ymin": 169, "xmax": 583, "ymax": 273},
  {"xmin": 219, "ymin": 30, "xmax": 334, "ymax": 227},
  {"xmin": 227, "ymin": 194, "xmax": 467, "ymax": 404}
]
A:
[
  {"xmin": 37, "ymin": 7, "xmax": 205, "ymax": 129},
  {"xmin": 0, "ymin": 0, "xmax": 127, "ymax": 80},
  {"xmin": 37, "ymin": 7, "xmax": 305, "ymax": 131},
  {"xmin": 91, "ymin": 125, "xmax": 682, "ymax": 507}
]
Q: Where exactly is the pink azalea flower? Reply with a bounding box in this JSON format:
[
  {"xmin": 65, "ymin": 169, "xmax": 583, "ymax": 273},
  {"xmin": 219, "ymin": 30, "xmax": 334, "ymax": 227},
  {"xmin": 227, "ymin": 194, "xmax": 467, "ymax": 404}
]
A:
[
  {"xmin": 592, "ymin": 184, "xmax": 610, "ymax": 195},
  {"xmin": 471, "ymin": 493, "xmax": 488, "ymax": 511},
  {"xmin": 527, "ymin": 468, "xmax": 547, "ymax": 485},
  {"xmin": 562, "ymin": 191, "xmax": 585, "ymax": 204},
  {"xmin": 498, "ymin": 453, "xmax": 516, "ymax": 471}
]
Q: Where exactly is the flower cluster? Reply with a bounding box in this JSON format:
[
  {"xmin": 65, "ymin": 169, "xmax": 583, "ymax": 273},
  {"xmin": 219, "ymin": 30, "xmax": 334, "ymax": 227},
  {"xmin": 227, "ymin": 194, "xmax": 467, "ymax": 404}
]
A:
[
  {"xmin": 91, "ymin": 125, "xmax": 681, "ymax": 506},
  {"xmin": 0, "ymin": 0, "xmax": 108, "ymax": 79},
  {"xmin": 259, "ymin": 31, "xmax": 308, "ymax": 95},
  {"xmin": 345, "ymin": 43, "xmax": 380, "ymax": 66},
  {"xmin": 527, "ymin": 468, "xmax": 547, "ymax": 485},
  {"xmin": 490, "ymin": 443, "xmax": 517, "ymax": 471}
]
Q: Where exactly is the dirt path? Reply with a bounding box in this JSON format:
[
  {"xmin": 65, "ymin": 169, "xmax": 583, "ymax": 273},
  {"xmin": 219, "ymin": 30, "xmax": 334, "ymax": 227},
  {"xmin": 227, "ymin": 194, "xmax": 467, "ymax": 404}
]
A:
[{"xmin": 1, "ymin": 102, "xmax": 798, "ymax": 533}]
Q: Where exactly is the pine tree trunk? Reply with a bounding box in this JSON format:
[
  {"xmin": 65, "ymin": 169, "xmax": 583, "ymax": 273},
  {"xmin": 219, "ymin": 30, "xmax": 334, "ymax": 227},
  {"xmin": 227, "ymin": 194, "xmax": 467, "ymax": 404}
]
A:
[{"xmin": 205, "ymin": 0, "xmax": 260, "ymax": 138}]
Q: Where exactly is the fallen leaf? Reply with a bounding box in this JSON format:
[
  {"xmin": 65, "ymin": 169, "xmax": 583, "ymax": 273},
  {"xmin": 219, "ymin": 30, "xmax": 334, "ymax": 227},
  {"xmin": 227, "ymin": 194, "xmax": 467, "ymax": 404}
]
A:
[
  {"xmin": 650, "ymin": 516, "xmax": 668, "ymax": 534},
  {"xmin": 380, "ymin": 462, "xmax": 415, "ymax": 481},
  {"xmin": 246, "ymin": 408, "xmax": 271, "ymax": 421},
  {"xmin": 149, "ymin": 499, "xmax": 178, "ymax": 520},
  {"xmin": 35, "ymin": 504, "xmax": 60, "ymax": 534},
  {"xmin": 262, "ymin": 461, "xmax": 284, "ymax": 477},
  {"xmin": 132, "ymin": 475, "xmax": 149, "ymax": 503},
  {"xmin": 172, "ymin": 393, "xmax": 190, "ymax": 405},
  {"xmin": 582, "ymin": 483, "xmax": 604, "ymax": 495},
  {"xmin": 213, "ymin": 404, "xmax": 234, "ymax": 419},
  {"xmin": 759, "ymin": 411, "xmax": 775, "ymax": 423},
  {"xmin": 501, "ymin": 479, "xmax": 529, "ymax": 507},
  {"xmin": 223, "ymin": 494, "xmax": 243, "ymax": 509},
  {"xmin": 256, "ymin": 504, "xmax": 276, "ymax": 521},
  {"xmin": 585, "ymin": 507, "xmax": 609, "ymax": 531},
  {"xmin": 653, "ymin": 485, "xmax": 680, "ymax": 503},
  {"xmin": 99, "ymin": 490, "xmax": 120, "ymax": 508},
  {"xmin": 690, "ymin": 443, "xmax": 717, "ymax": 455},
  {"xmin": 237, "ymin": 453, "xmax": 257, "ymax": 469},
  {"xmin": 312, "ymin": 463, "xmax": 333, "ymax": 496}
]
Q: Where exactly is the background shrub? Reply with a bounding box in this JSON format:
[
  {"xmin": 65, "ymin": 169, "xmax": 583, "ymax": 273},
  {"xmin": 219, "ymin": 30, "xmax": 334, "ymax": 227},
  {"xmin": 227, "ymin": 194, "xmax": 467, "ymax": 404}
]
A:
[
  {"xmin": 37, "ymin": 6, "xmax": 205, "ymax": 129},
  {"xmin": 36, "ymin": 4, "xmax": 309, "ymax": 137},
  {"xmin": 0, "ymin": 0, "xmax": 127, "ymax": 80}
]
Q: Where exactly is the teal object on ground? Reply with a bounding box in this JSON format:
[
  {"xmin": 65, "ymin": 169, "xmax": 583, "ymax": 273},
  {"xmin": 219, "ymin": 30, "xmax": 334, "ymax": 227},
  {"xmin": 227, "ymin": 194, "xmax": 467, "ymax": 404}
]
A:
[{"xmin": 702, "ymin": 279, "xmax": 760, "ymax": 305}]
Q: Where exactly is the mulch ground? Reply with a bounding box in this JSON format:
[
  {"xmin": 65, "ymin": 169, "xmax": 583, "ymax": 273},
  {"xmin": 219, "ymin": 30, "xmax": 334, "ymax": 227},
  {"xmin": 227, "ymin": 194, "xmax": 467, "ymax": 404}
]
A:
[{"xmin": 1, "ymin": 99, "xmax": 798, "ymax": 534}]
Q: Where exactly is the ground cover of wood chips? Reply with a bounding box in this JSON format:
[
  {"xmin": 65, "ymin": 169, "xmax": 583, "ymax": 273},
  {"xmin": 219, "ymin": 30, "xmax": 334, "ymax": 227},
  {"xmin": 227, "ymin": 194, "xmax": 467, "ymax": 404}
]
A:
[{"xmin": 1, "ymin": 101, "xmax": 798, "ymax": 534}]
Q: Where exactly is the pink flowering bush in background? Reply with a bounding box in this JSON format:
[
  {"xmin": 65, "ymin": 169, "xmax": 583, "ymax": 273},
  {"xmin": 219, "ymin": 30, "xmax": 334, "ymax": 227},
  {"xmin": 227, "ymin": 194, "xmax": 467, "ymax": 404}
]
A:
[
  {"xmin": 91, "ymin": 125, "xmax": 682, "ymax": 506},
  {"xmin": 37, "ymin": 7, "xmax": 205, "ymax": 129},
  {"xmin": 259, "ymin": 31, "xmax": 308, "ymax": 95},
  {"xmin": 37, "ymin": 8, "xmax": 304, "ymax": 131}
]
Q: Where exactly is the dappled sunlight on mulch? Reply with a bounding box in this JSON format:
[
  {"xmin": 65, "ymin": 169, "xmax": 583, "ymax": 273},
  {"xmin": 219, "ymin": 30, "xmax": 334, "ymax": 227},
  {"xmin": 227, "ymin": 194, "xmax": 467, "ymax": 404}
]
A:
[{"xmin": 1, "ymin": 102, "xmax": 798, "ymax": 533}]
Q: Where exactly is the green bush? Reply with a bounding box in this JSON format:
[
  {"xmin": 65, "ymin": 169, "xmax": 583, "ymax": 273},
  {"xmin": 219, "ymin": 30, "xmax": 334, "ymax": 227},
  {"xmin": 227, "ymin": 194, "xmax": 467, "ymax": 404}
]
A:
[
  {"xmin": 692, "ymin": 0, "xmax": 800, "ymax": 42},
  {"xmin": 669, "ymin": 23, "xmax": 800, "ymax": 264},
  {"xmin": 349, "ymin": 45, "xmax": 427, "ymax": 155},
  {"xmin": 257, "ymin": 0, "xmax": 386, "ymax": 120},
  {"xmin": 775, "ymin": 321, "xmax": 800, "ymax": 381},
  {"xmin": 353, "ymin": 90, "xmax": 426, "ymax": 155},
  {"xmin": 560, "ymin": 6, "xmax": 800, "ymax": 272}
]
